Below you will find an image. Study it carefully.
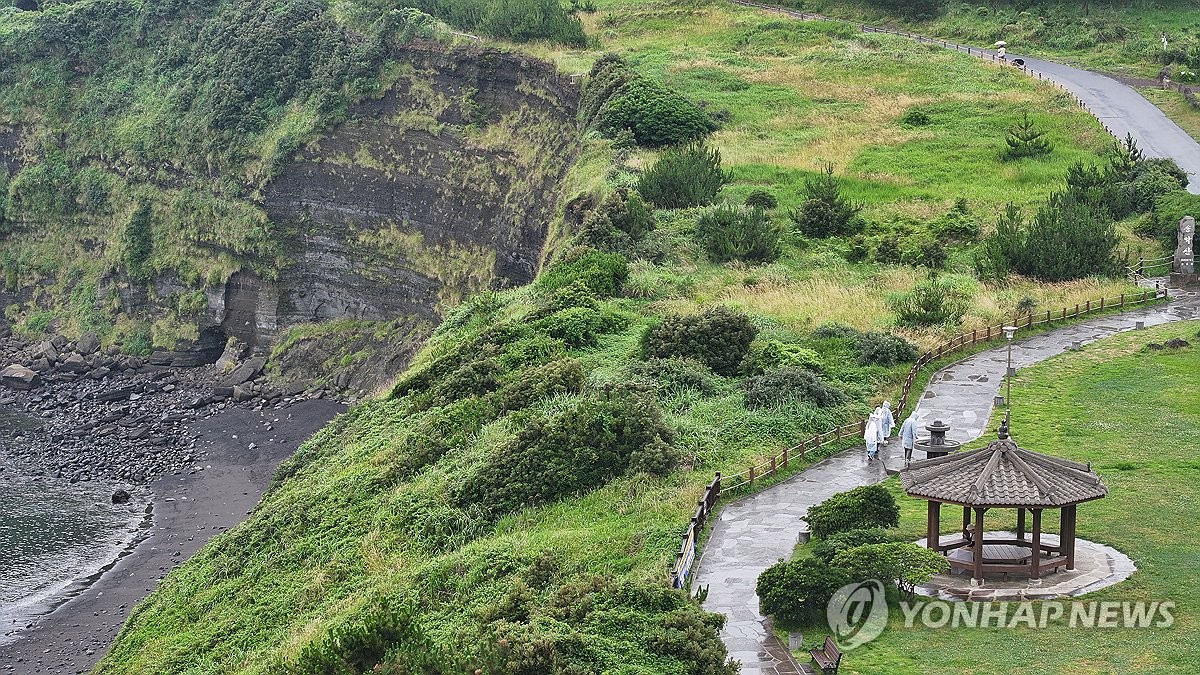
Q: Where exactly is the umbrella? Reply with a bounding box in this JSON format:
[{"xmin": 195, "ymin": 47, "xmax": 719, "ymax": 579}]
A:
[{"xmin": 994, "ymin": 41, "xmax": 1008, "ymax": 47}]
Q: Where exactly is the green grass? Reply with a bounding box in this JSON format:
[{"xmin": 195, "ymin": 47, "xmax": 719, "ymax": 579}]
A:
[
  {"xmin": 1141, "ymin": 87, "xmax": 1200, "ymax": 142},
  {"xmin": 785, "ymin": 320, "xmax": 1200, "ymax": 674}
]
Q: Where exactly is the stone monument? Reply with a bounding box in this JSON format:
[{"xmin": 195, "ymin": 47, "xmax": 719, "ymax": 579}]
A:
[{"xmin": 1173, "ymin": 216, "xmax": 1197, "ymax": 286}]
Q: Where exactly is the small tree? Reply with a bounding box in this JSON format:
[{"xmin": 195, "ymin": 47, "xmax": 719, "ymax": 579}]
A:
[
  {"xmin": 637, "ymin": 142, "xmax": 730, "ymax": 209},
  {"xmin": 756, "ymin": 557, "xmax": 850, "ymax": 627},
  {"xmin": 789, "ymin": 164, "xmax": 863, "ymax": 238},
  {"xmin": 1002, "ymin": 112, "xmax": 1054, "ymax": 160},
  {"xmin": 889, "ymin": 274, "xmax": 973, "ymax": 327},
  {"xmin": 744, "ymin": 189, "xmax": 778, "ymax": 210},
  {"xmin": 695, "ymin": 205, "xmax": 782, "ymax": 263},
  {"xmin": 641, "ymin": 306, "xmax": 758, "ymax": 376},
  {"xmin": 831, "ymin": 542, "xmax": 949, "ymax": 600}
]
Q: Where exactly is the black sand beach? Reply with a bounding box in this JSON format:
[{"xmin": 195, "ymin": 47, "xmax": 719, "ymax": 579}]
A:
[{"xmin": 0, "ymin": 398, "xmax": 344, "ymax": 674}]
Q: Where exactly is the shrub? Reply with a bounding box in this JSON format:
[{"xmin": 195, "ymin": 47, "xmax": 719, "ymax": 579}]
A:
[
  {"xmin": 929, "ymin": 198, "xmax": 979, "ymax": 241},
  {"xmin": 741, "ymin": 340, "xmax": 822, "ymax": 375},
  {"xmin": 1149, "ymin": 191, "xmax": 1200, "ymax": 250},
  {"xmin": 812, "ymin": 528, "xmax": 904, "ymax": 564},
  {"xmin": 531, "ymin": 307, "xmax": 606, "ymax": 348},
  {"xmin": 430, "ymin": 356, "xmax": 506, "ymax": 406},
  {"xmin": 538, "ymin": 248, "xmax": 629, "ymax": 298},
  {"xmin": 1018, "ymin": 192, "xmax": 1118, "ymax": 282},
  {"xmin": 854, "ymin": 331, "xmax": 917, "ymax": 367},
  {"xmin": 407, "ymin": 0, "xmax": 586, "ymax": 45},
  {"xmin": 788, "ymin": 164, "xmax": 863, "ymax": 238},
  {"xmin": 847, "ymin": 234, "xmax": 869, "ymax": 262},
  {"xmin": 581, "ymin": 56, "xmax": 717, "ymax": 147},
  {"xmin": 900, "ymin": 108, "xmax": 931, "ymax": 126},
  {"xmin": 641, "ymin": 306, "xmax": 758, "ymax": 376},
  {"xmin": 1002, "ymin": 112, "xmax": 1054, "ymax": 160},
  {"xmin": 811, "ymin": 323, "xmax": 862, "ymax": 341},
  {"xmin": 756, "ymin": 557, "xmax": 850, "ymax": 628},
  {"xmin": 889, "ymin": 274, "xmax": 973, "ymax": 327},
  {"xmin": 627, "ymin": 357, "xmax": 719, "ymax": 396},
  {"xmin": 873, "ymin": 233, "xmax": 902, "ymax": 265},
  {"xmin": 742, "ymin": 367, "xmax": 847, "ymax": 410},
  {"xmin": 695, "ymin": 205, "xmax": 782, "ymax": 263},
  {"xmin": 901, "ymin": 236, "xmax": 948, "ymax": 269},
  {"xmin": 456, "ymin": 385, "xmax": 678, "ymax": 516},
  {"xmin": 805, "ymin": 485, "xmax": 900, "ymax": 539},
  {"xmin": 831, "ymin": 542, "xmax": 949, "ymax": 600},
  {"xmin": 637, "ymin": 142, "xmax": 730, "ymax": 209},
  {"xmin": 744, "ymin": 189, "xmax": 779, "ymax": 210},
  {"xmin": 493, "ymin": 358, "xmax": 587, "ymax": 412},
  {"xmin": 578, "ymin": 189, "xmax": 655, "ymax": 252}
]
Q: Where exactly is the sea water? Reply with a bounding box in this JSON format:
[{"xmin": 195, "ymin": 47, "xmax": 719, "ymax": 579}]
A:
[{"xmin": 0, "ymin": 408, "xmax": 146, "ymax": 645}]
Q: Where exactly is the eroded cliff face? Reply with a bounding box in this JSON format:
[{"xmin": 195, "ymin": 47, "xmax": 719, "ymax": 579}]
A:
[{"xmin": 224, "ymin": 45, "xmax": 579, "ymax": 390}]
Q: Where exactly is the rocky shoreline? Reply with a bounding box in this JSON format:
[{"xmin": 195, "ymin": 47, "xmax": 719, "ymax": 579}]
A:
[{"xmin": 0, "ymin": 326, "xmax": 341, "ymax": 486}]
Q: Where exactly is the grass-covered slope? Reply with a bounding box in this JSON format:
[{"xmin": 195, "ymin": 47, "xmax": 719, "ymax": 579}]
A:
[
  {"xmin": 794, "ymin": 321, "xmax": 1200, "ymax": 674},
  {"xmin": 97, "ymin": 1, "xmax": 1179, "ymax": 673}
]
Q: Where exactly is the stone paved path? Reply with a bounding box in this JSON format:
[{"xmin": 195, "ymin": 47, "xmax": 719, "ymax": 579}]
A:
[{"xmin": 694, "ymin": 291, "xmax": 1200, "ymax": 674}]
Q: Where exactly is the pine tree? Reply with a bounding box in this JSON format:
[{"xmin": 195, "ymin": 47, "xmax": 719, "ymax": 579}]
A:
[{"xmin": 1003, "ymin": 112, "xmax": 1054, "ymax": 160}]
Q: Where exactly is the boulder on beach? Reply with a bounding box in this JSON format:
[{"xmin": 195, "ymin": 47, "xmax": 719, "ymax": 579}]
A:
[
  {"xmin": 111, "ymin": 489, "xmax": 131, "ymax": 504},
  {"xmin": 76, "ymin": 332, "xmax": 101, "ymax": 356},
  {"xmin": 215, "ymin": 338, "xmax": 249, "ymax": 372},
  {"xmin": 32, "ymin": 341, "xmax": 58, "ymax": 363},
  {"xmin": 0, "ymin": 363, "xmax": 40, "ymax": 390},
  {"xmin": 219, "ymin": 357, "xmax": 266, "ymax": 388}
]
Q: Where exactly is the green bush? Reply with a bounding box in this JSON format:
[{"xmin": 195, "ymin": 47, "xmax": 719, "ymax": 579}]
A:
[
  {"xmin": 493, "ymin": 358, "xmax": 586, "ymax": 412},
  {"xmin": 742, "ymin": 367, "xmax": 847, "ymax": 410},
  {"xmin": 695, "ymin": 205, "xmax": 782, "ymax": 263},
  {"xmin": 122, "ymin": 203, "xmax": 154, "ymax": 281},
  {"xmin": 788, "ymin": 164, "xmax": 863, "ymax": 238},
  {"xmin": 980, "ymin": 192, "xmax": 1119, "ymax": 283},
  {"xmin": 538, "ymin": 248, "xmax": 629, "ymax": 298},
  {"xmin": 1147, "ymin": 191, "xmax": 1200, "ymax": 251},
  {"xmin": 579, "ymin": 189, "xmax": 655, "ymax": 251},
  {"xmin": 741, "ymin": 340, "xmax": 823, "ymax": 375},
  {"xmin": 627, "ymin": 357, "xmax": 720, "ymax": 396},
  {"xmin": 406, "ymin": 0, "xmax": 586, "ymax": 45},
  {"xmin": 637, "ymin": 142, "xmax": 730, "ymax": 209},
  {"xmin": 805, "ymin": 485, "xmax": 900, "ymax": 539},
  {"xmin": 756, "ymin": 557, "xmax": 850, "ymax": 628},
  {"xmin": 812, "ymin": 528, "xmax": 904, "ymax": 563},
  {"xmin": 640, "ymin": 306, "xmax": 758, "ymax": 376},
  {"xmin": 430, "ymin": 356, "xmax": 507, "ymax": 406},
  {"xmin": 811, "ymin": 323, "xmax": 862, "ymax": 341},
  {"xmin": 531, "ymin": 307, "xmax": 607, "ymax": 348},
  {"xmin": 889, "ymin": 274, "xmax": 973, "ymax": 327},
  {"xmin": 847, "ymin": 234, "xmax": 869, "ymax": 262},
  {"xmin": 581, "ymin": 56, "xmax": 717, "ymax": 147},
  {"xmin": 456, "ymin": 385, "xmax": 678, "ymax": 517},
  {"xmin": 854, "ymin": 331, "xmax": 917, "ymax": 367},
  {"xmin": 744, "ymin": 189, "xmax": 779, "ymax": 210},
  {"xmin": 831, "ymin": 542, "xmax": 949, "ymax": 599},
  {"xmin": 929, "ymin": 198, "xmax": 980, "ymax": 242},
  {"xmin": 900, "ymin": 108, "xmax": 931, "ymax": 126}
]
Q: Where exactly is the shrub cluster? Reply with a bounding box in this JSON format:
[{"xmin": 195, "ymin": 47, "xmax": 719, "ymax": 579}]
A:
[
  {"xmin": 789, "ymin": 164, "xmax": 863, "ymax": 238},
  {"xmin": 456, "ymin": 385, "xmax": 679, "ymax": 517},
  {"xmin": 538, "ymin": 247, "xmax": 629, "ymax": 298},
  {"xmin": 637, "ymin": 142, "xmax": 730, "ymax": 209},
  {"xmin": 974, "ymin": 195, "xmax": 1118, "ymax": 282},
  {"xmin": 627, "ymin": 357, "xmax": 720, "ymax": 397},
  {"xmin": 580, "ymin": 55, "xmax": 717, "ymax": 147},
  {"xmin": 404, "ymin": 0, "xmax": 586, "ymax": 45},
  {"xmin": 854, "ymin": 331, "xmax": 918, "ymax": 367},
  {"xmin": 740, "ymin": 340, "xmax": 822, "ymax": 375},
  {"xmin": 804, "ymin": 485, "xmax": 900, "ymax": 539},
  {"xmin": 695, "ymin": 205, "xmax": 782, "ymax": 263},
  {"xmin": 832, "ymin": 542, "xmax": 948, "ymax": 600},
  {"xmin": 812, "ymin": 527, "xmax": 904, "ymax": 563},
  {"xmin": 578, "ymin": 189, "xmax": 655, "ymax": 252},
  {"xmin": 741, "ymin": 367, "xmax": 847, "ymax": 410},
  {"xmin": 755, "ymin": 557, "xmax": 850, "ymax": 627},
  {"xmin": 641, "ymin": 306, "xmax": 758, "ymax": 376}
]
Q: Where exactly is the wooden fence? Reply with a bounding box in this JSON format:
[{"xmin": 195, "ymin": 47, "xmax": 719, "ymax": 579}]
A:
[{"xmin": 667, "ymin": 287, "xmax": 1169, "ymax": 586}]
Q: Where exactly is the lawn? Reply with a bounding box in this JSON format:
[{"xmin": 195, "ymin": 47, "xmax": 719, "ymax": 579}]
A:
[{"xmin": 786, "ymin": 319, "xmax": 1200, "ymax": 674}]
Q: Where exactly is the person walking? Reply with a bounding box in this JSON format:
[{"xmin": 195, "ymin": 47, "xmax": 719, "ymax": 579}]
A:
[
  {"xmin": 864, "ymin": 410, "xmax": 882, "ymax": 460},
  {"xmin": 899, "ymin": 411, "xmax": 919, "ymax": 467},
  {"xmin": 878, "ymin": 401, "xmax": 895, "ymax": 444}
]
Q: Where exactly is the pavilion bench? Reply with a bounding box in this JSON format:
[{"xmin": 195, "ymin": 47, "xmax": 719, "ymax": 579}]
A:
[{"xmin": 809, "ymin": 635, "xmax": 842, "ymax": 674}]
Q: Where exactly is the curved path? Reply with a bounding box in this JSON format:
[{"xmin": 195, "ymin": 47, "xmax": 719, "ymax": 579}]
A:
[
  {"xmin": 693, "ymin": 289, "xmax": 1200, "ymax": 675},
  {"xmin": 730, "ymin": 0, "xmax": 1200, "ymax": 193}
]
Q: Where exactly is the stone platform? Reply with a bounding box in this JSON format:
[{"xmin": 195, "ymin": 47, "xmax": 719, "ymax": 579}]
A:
[{"xmin": 914, "ymin": 531, "xmax": 1136, "ymax": 601}]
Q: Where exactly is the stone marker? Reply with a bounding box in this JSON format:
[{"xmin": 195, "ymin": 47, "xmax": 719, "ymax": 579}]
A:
[{"xmin": 1174, "ymin": 216, "xmax": 1196, "ymax": 286}]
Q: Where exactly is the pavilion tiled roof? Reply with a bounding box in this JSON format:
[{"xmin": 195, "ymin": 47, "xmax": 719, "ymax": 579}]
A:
[{"xmin": 900, "ymin": 439, "xmax": 1107, "ymax": 508}]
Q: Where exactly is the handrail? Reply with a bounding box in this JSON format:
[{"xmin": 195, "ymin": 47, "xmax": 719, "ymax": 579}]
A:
[{"xmin": 667, "ymin": 287, "xmax": 1169, "ymax": 586}]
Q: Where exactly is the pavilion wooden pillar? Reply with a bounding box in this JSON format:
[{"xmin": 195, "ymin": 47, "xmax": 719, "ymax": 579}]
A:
[
  {"xmin": 926, "ymin": 500, "xmax": 942, "ymax": 551},
  {"xmin": 1030, "ymin": 509, "xmax": 1043, "ymax": 579},
  {"xmin": 1062, "ymin": 504, "xmax": 1078, "ymax": 570},
  {"xmin": 962, "ymin": 506, "xmax": 971, "ymax": 542},
  {"xmin": 972, "ymin": 507, "xmax": 987, "ymax": 583},
  {"xmin": 1016, "ymin": 508, "xmax": 1026, "ymax": 541}
]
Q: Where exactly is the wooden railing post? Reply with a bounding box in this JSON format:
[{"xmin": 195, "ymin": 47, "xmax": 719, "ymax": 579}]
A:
[
  {"xmin": 782, "ymin": 445, "xmax": 789, "ymax": 469},
  {"xmin": 1086, "ymin": 300, "xmax": 1091, "ymax": 313},
  {"xmin": 1120, "ymin": 293, "xmax": 1124, "ymax": 307},
  {"xmin": 799, "ymin": 439, "xmax": 807, "ymax": 460},
  {"xmin": 770, "ymin": 456, "xmax": 777, "ymax": 477},
  {"xmin": 1100, "ymin": 297, "xmax": 1105, "ymax": 310},
  {"xmin": 748, "ymin": 466, "xmax": 755, "ymax": 488}
]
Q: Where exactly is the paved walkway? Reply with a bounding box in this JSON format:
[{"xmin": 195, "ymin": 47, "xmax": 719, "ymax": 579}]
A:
[{"xmin": 693, "ymin": 291, "xmax": 1200, "ymax": 674}]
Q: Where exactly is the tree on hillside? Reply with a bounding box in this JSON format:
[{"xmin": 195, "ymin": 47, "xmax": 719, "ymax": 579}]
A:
[
  {"xmin": 869, "ymin": 0, "xmax": 945, "ymax": 19},
  {"xmin": 1003, "ymin": 112, "xmax": 1054, "ymax": 160}
]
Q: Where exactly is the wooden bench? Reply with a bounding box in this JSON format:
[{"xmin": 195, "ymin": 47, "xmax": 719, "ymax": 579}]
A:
[{"xmin": 809, "ymin": 635, "xmax": 842, "ymax": 674}]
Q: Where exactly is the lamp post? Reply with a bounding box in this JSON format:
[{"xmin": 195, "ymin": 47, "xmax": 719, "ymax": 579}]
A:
[{"xmin": 1003, "ymin": 325, "xmax": 1018, "ymax": 419}]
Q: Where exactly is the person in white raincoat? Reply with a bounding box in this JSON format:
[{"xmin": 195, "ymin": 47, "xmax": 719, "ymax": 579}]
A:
[
  {"xmin": 877, "ymin": 401, "xmax": 895, "ymax": 444},
  {"xmin": 864, "ymin": 410, "xmax": 882, "ymax": 460}
]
